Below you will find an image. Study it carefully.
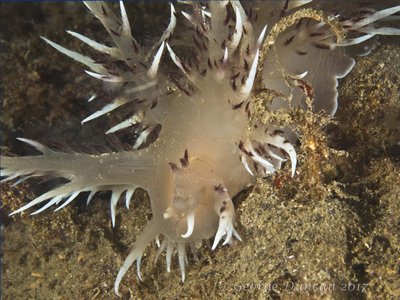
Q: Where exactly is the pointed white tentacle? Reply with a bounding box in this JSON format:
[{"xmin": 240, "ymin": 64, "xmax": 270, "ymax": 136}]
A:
[
  {"xmin": 240, "ymin": 155, "xmax": 254, "ymax": 176},
  {"xmin": 1, "ymin": 173, "xmax": 21, "ymax": 183},
  {"xmin": 155, "ymin": 239, "xmax": 168, "ymax": 264},
  {"xmin": 212, "ymin": 186, "xmax": 240, "ymax": 250},
  {"xmin": 119, "ymin": 0, "xmax": 132, "ymax": 36},
  {"xmin": 177, "ymin": 243, "xmax": 186, "ymax": 282},
  {"xmin": 265, "ymin": 133, "xmax": 297, "ymax": 177},
  {"xmin": 257, "ymin": 25, "xmax": 268, "ymax": 47},
  {"xmin": 347, "ymin": 5, "xmax": 400, "ymax": 29},
  {"xmin": 166, "ymin": 43, "xmax": 192, "ymax": 80},
  {"xmin": 133, "ymin": 127, "xmax": 153, "ymax": 149},
  {"xmin": 166, "ymin": 240, "xmax": 174, "ymax": 272},
  {"xmin": 110, "ymin": 189, "xmax": 124, "ymax": 228},
  {"xmin": 16, "ymin": 138, "xmax": 49, "ymax": 154},
  {"xmin": 181, "ymin": 210, "xmax": 195, "ymax": 238},
  {"xmin": 106, "ymin": 120, "xmax": 133, "ymax": 135},
  {"xmin": 86, "ymin": 190, "xmax": 97, "ymax": 206},
  {"xmin": 41, "ymin": 37, "xmax": 106, "ymax": 74},
  {"xmin": 158, "ymin": 4, "xmax": 177, "ymax": 43},
  {"xmin": 240, "ymin": 49, "xmax": 259, "ymax": 97},
  {"xmin": 230, "ymin": 6, "xmax": 243, "ymax": 51},
  {"xmin": 136, "ymin": 255, "xmax": 143, "ymax": 281},
  {"xmin": 9, "ymin": 184, "xmax": 82, "ymax": 216},
  {"xmin": 87, "ymin": 94, "xmax": 97, "ymax": 102},
  {"xmin": 82, "ymin": 98, "xmax": 128, "ymax": 124},
  {"xmin": 155, "ymin": 235, "xmax": 160, "ymax": 248},
  {"xmin": 54, "ymin": 191, "xmax": 80, "ymax": 212},
  {"xmin": 31, "ymin": 195, "xmax": 63, "ymax": 215},
  {"xmin": 147, "ymin": 42, "xmax": 165, "ymax": 79},
  {"xmin": 84, "ymin": 70, "xmax": 130, "ymax": 83},
  {"xmin": 336, "ymin": 34, "xmax": 374, "ymax": 47},
  {"xmin": 359, "ymin": 27, "xmax": 400, "ymax": 36},
  {"xmin": 125, "ymin": 189, "xmax": 134, "ymax": 209},
  {"xmin": 114, "ymin": 220, "xmax": 158, "ymax": 296},
  {"xmin": 105, "ymin": 111, "xmax": 145, "ymax": 134},
  {"xmin": 66, "ymin": 30, "xmax": 117, "ymax": 56},
  {"xmin": 182, "ymin": 11, "xmax": 195, "ymax": 25}
]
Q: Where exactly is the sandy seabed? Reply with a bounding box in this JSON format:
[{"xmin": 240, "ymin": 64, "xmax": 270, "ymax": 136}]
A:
[{"xmin": 1, "ymin": 3, "xmax": 399, "ymax": 299}]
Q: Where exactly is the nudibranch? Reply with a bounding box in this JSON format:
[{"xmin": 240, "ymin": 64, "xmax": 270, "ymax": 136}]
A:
[{"xmin": 1, "ymin": 1, "xmax": 399, "ymax": 296}]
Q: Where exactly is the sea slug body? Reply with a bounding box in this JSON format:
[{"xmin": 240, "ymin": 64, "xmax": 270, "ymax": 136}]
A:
[{"xmin": 1, "ymin": 1, "xmax": 399, "ymax": 296}]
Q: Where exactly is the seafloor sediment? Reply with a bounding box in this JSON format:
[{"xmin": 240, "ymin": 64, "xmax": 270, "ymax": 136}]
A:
[{"xmin": 1, "ymin": 3, "xmax": 399, "ymax": 299}]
